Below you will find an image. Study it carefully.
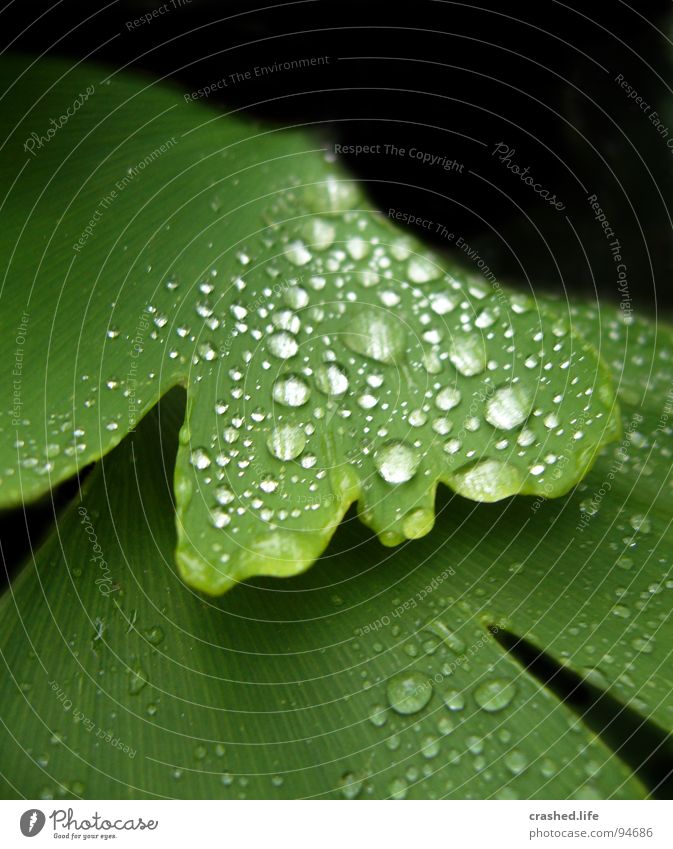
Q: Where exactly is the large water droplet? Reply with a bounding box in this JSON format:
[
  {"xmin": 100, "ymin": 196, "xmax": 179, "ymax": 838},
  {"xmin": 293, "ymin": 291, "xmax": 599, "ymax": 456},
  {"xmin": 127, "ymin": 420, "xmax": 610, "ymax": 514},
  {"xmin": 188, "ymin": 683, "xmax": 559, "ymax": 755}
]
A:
[
  {"xmin": 285, "ymin": 240, "xmax": 312, "ymax": 266},
  {"xmin": 443, "ymin": 690, "xmax": 465, "ymax": 711},
  {"xmin": 473, "ymin": 678, "xmax": 517, "ymax": 713},
  {"xmin": 449, "ymin": 335, "xmax": 486, "ymax": 376},
  {"xmin": 374, "ymin": 441, "xmax": 421, "ymax": 484},
  {"xmin": 450, "ymin": 460, "xmax": 523, "ymax": 502},
  {"xmin": 344, "ymin": 309, "xmax": 407, "ymax": 365},
  {"xmin": 436, "ymin": 386, "xmax": 462, "ymax": 412},
  {"xmin": 407, "ymin": 255, "xmax": 440, "ymax": 283},
  {"xmin": 190, "ymin": 448, "xmax": 211, "ymax": 470},
  {"xmin": 303, "ymin": 217, "xmax": 336, "ymax": 250},
  {"xmin": 387, "ymin": 672, "xmax": 432, "ymax": 715},
  {"xmin": 268, "ymin": 331, "xmax": 299, "ymax": 359},
  {"xmin": 315, "ymin": 363, "xmax": 349, "ymax": 396},
  {"xmin": 267, "ymin": 424, "xmax": 306, "ymax": 461},
  {"xmin": 272, "ymin": 375, "xmax": 311, "ymax": 407},
  {"xmin": 337, "ymin": 772, "xmax": 363, "ymax": 799},
  {"xmin": 485, "ymin": 384, "xmax": 532, "ymax": 430}
]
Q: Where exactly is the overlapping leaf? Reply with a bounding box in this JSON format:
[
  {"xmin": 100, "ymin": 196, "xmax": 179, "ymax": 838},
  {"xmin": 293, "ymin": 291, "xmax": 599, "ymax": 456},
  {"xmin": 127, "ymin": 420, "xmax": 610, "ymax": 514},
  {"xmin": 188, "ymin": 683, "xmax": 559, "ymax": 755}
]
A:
[
  {"xmin": 0, "ymin": 56, "xmax": 618, "ymax": 593},
  {"xmin": 0, "ymin": 384, "xmax": 646, "ymax": 800}
]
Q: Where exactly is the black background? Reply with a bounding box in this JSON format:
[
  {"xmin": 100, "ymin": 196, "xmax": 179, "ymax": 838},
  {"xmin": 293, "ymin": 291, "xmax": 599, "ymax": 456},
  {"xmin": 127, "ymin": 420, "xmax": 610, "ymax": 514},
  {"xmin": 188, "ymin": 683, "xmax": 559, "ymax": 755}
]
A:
[{"xmin": 3, "ymin": 0, "xmax": 673, "ymax": 307}]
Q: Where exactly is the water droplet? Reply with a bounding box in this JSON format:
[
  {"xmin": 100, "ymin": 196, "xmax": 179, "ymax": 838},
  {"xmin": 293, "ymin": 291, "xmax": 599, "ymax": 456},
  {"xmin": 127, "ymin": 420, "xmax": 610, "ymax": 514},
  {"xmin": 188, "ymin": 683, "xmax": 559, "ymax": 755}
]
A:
[
  {"xmin": 386, "ymin": 671, "xmax": 432, "ymax": 715},
  {"xmin": 128, "ymin": 666, "xmax": 148, "ymax": 695},
  {"xmin": 430, "ymin": 292, "xmax": 457, "ymax": 315},
  {"xmin": 369, "ymin": 704, "xmax": 387, "ymax": 727},
  {"xmin": 285, "ymin": 240, "xmax": 312, "ymax": 266},
  {"xmin": 215, "ymin": 486, "xmax": 235, "ymax": 506},
  {"xmin": 344, "ymin": 309, "xmax": 407, "ymax": 365},
  {"xmin": 504, "ymin": 749, "xmax": 528, "ymax": 775},
  {"xmin": 450, "ymin": 460, "xmax": 523, "ymax": 501},
  {"xmin": 347, "ymin": 236, "xmax": 369, "ymax": 260},
  {"xmin": 388, "ymin": 777, "xmax": 408, "ymax": 799},
  {"xmin": 284, "ymin": 286, "xmax": 309, "ymax": 309},
  {"xmin": 449, "ymin": 336, "xmax": 486, "ymax": 376},
  {"xmin": 145, "ymin": 626, "xmax": 165, "ymax": 646},
  {"xmin": 315, "ymin": 363, "xmax": 349, "ymax": 396},
  {"xmin": 629, "ymin": 514, "xmax": 651, "ymax": 534},
  {"xmin": 211, "ymin": 508, "xmax": 231, "ymax": 529},
  {"xmin": 485, "ymin": 384, "xmax": 532, "ymax": 431},
  {"xmin": 337, "ymin": 772, "xmax": 363, "ymax": 799},
  {"xmin": 436, "ymin": 386, "xmax": 461, "ymax": 412},
  {"xmin": 267, "ymin": 424, "xmax": 306, "ymax": 461},
  {"xmin": 374, "ymin": 441, "xmax": 421, "ymax": 484},
  {"xmin": 408, "ymin": 255, "xmax": 440, "ymax": 283},
  {"xmin": 190, "ymin": 448, "xmax": 211, "ymax": 470},
  {"xmin": 421, "ymin": 735, "xmax": 441, "ymax": 759},
  {"xmin": 473, "ymin": 678, "xmax": 516, "ymax": 712},
  {"xmin": 268, "ymin": 331, "xmax": 299, "ymax": 359},
  {"xmin": 272, "ymin": 310, "xmax": 301, "ymax": 335},
  {"xmin": 303, "ymin": 217, "xmax": 336, "ymax": 250},
  {"xmin": 442, "ymin": 690, "xmax": 465, "ymax": 711},
  {"xmin": 272, "ymin": 375, "xmax": 311, "ymax": 407},
  {"xmin": 259, "ymin": 475, "xmax": 279, "ymax": 493}
]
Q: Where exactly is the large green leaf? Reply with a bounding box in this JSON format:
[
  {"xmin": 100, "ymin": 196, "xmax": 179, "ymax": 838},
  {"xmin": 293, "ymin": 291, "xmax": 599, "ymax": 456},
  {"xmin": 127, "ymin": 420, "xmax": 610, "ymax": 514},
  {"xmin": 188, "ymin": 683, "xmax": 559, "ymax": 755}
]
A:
[
  {"xmin": 0, "ymin": 56, "xmax": 618, "ymax": 594},
  {"xmin": 0, "ymin": 379, "xmax": 648, "ymax": 800}
]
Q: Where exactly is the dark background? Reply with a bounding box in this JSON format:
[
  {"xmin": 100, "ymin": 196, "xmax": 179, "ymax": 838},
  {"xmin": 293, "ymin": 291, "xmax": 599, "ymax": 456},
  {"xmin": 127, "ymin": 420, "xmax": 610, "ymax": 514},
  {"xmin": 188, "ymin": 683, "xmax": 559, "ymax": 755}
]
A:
[
  {"xmin": 3, "ymin": 0, "xmax": 673, "ymax": 307},
  {"xmin": 2, "ymin": 0, "xmax": 673, "ymax": 570}
]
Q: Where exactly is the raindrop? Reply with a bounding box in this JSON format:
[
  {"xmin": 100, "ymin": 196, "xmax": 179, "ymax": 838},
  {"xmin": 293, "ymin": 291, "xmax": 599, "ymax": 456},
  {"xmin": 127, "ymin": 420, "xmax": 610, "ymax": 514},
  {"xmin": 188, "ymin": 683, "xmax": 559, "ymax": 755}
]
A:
[
  {"xmin": 436, "ymin": 386, "xmax": 461, "ymax": 412},
  {"xmin": 374, "ymin": 441, "xmax": 421, "ymax": 484},
  {"xmin": 190, "ymin": 448, "xmax": 211, "ymax": 470},
  {"xmin": 268, "ymin": 331, "xmax": 299, "ymax": 359},
  {"xmin": 408, "ymin": 255, "xmax": 440, "ymax": 283},
  {"xmin": 449, "ymin": 336, "xmax": 486, "ymax": 376},
  {"xmin": 485, "ymin": 384, "xmax": 532, "ymax": 431},
  {"xmin": 267, "ymin": 424, "xmax": 306, "ymax": 461},
  {"xmin": 344, "ymin": 309, "xmax": 407, "ymax": 365},
  {"xmin": 315, "ymin": 363, "xmax": 349, "ymax": 396},
  {"xmin": 272, "ymin": 375, "xmax": 311, "ymax": 407},
  {"xmin": 386, "ymin": 672, "xmax": 432, "ymax": 715},
  {"xmin": 473, "ymin": 678, "xmax": 516, "ymax": 713}
]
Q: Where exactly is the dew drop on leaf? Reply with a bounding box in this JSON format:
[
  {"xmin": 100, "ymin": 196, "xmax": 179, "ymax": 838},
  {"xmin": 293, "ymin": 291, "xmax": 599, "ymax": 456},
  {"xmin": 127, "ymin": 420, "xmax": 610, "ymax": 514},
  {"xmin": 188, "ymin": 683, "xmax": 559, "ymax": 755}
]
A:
[
  {"xmin": 485, "ymin": 384, "xmax": 532, "ymax": 431},
  {"xmin": 272, "ymin": 375, "xmax": 311, "ymax": 407},
  {"xmin": 344, "ymin": 309, "xmax": 407, "ymax": 365},
  {"xmin": 314, "ymin": 363, "xmax": 349, "ymax": 396},
  {"xmin": 266, "ymin": 424, "xmax": 306, "ymax": 461},
  {"xmin": 448, "ymin": 335, "xmax": 486, "ymax": 376},
  {"xmin": 267, "ymin": 331, "xmax": 299, "ymax": 359},
  {"xmin": 386, "ymin": 671, "xmax": 432, "ymax": 715},
  {"xmin": 374, "ymin": 441, "xmax": 421, "ymax": 484},
  {"xmin": 473, "ymin": 678, "xmax": 517, "ymax": 713}
]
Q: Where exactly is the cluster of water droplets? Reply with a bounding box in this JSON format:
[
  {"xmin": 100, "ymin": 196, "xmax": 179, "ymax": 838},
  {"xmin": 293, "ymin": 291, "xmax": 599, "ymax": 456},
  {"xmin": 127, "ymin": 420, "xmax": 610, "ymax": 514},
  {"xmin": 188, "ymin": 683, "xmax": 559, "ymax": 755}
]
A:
[
  {"xmin": 0, "ymin": 167, "xmax": 617, "ymax": 591},
  {"xmin": 166, "ymin": 172, "xmax": 616, "ymax": 586},
  {"xmin": 332, "ymin": 598, "xmax": 619, "ymax": 799}
]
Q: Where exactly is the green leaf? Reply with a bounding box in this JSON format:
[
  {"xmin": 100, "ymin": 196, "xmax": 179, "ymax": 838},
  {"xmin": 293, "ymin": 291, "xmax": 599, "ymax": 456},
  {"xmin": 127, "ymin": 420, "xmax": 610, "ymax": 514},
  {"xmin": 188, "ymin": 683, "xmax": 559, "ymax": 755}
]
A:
[
  {"xmin": 0, "ymin": 56, "xmax": 618, "ymax": 594},
  {"xmin": 0, "ymin": 386, "xmax": 646, "ymax": 800}
]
